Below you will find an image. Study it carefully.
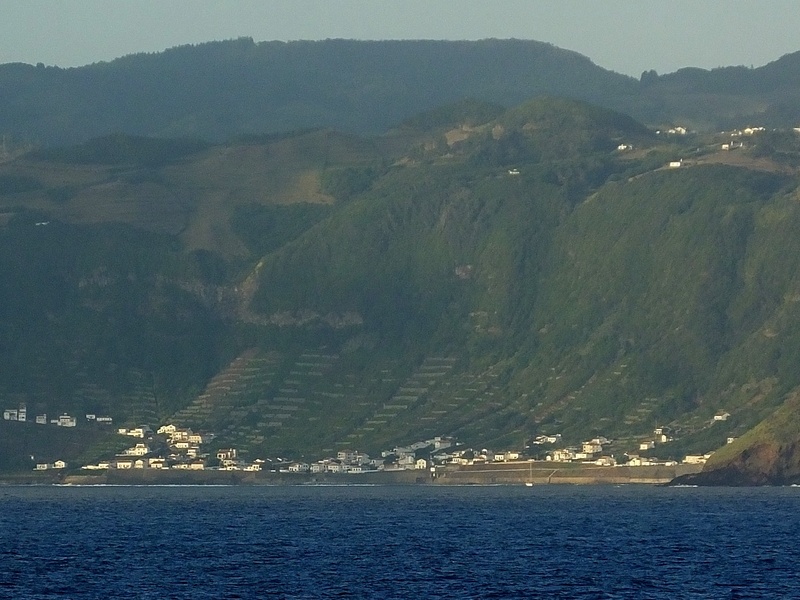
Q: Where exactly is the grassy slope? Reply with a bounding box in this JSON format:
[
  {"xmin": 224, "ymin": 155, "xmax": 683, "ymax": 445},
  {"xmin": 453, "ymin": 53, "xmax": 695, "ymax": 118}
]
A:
[
  {"xmin": 517, "ymin": 166, "xmax": 794, "ymax": 445},
  {"xmin": 3, "ymin": 100, "xmax": 800, "ymax": 464}
]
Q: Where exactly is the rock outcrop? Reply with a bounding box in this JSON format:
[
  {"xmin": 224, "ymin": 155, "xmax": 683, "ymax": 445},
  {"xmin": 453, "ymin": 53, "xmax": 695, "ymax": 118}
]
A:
[{"xmin": 671, "ymin": 442, "xmax": 800, "ymax": 486}]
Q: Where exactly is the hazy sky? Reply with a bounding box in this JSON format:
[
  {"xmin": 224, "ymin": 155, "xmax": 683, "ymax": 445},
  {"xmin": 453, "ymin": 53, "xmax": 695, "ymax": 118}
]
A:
[{"xmin": 2, "ymin": 0, "xmax": 798, "ymax": 77}]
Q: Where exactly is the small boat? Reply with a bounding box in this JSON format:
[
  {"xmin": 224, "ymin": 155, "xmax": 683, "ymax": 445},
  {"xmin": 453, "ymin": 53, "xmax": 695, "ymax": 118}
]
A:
[{"xmin": 524, "ymin": 461, "xmax": 535, "ymax": 486}]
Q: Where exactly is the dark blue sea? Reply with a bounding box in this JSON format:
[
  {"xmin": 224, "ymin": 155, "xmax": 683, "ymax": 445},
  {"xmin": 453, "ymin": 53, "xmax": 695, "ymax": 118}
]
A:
[{"xmin": 1, "ymin": 484, "xmax": 798, "ymax": 599}]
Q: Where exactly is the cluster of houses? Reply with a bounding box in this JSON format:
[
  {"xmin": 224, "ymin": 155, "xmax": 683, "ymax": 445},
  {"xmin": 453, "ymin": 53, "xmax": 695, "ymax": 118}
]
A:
[
  {"xmin": 3, "ymin": 403, "xmax": 112, "ymax": 428},
  {"xmin": 281, "ymin": 428, "xmax": 719, "ymax": 474},
  {"xmin": 68, "ymin": 420, "xmax": 719, "ymax": 474},
  {"xmin": 544, "ymin": 436, "xmax": 613, "ymax": 464},
  {"xmin": 34, "ymin": 460, "xmax": 67, "ymax": 471},
  {"xmin": 283, "ymin": 436, "xmax": 457, "ymax": 474},
  {"xmin": 81, "ymin": 423, "xmax": 267, "ymax": 472},
  {"xmin": 527, "ymin": 429, "xmax": 715, "ymax": 468},
  {"xmin": 655, "ymin": 123, "xmax": 777, "ymax": 168},
  {"xmin": 17, "ymin": 406, "xmax": 727, "ymax": 474},
  {"xmin": 273, "ymin": 431, "xmax": 702, "ymax": 474}
]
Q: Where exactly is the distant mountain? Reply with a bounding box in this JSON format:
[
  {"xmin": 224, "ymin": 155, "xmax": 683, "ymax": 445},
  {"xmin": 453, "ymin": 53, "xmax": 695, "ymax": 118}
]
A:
[
  {"xmin": 0, "ymin": 38, "xmax": 636, "ymax": 146},
  {"xmin": 2, "ymin": 39, "xmax": 800, "ymax": 149},
  {"xmin": 631, "ymin": 50, "xmax": 800, "ymax": 130},
  {"xmin": 3, "ymin": 96, "xmax": 800, "ymax": 472}
]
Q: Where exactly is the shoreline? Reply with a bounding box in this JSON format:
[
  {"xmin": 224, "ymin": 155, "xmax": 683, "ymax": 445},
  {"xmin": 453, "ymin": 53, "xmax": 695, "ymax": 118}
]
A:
[{"xmin": 0, "ymin": 462, "xmax": 703, "ymax": 486}]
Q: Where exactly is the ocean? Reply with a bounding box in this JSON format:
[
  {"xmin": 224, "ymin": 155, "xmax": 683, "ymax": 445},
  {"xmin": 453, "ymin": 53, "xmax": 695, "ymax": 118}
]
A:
[{"xmin": 1, "ymin": 484, "xmax": 798, "ymax": 599}]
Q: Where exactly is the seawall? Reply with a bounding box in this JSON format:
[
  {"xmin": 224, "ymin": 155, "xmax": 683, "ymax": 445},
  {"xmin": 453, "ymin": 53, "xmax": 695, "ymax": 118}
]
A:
[
  {"xmin": 53, "ymin": 462, "xmax": 703, "ymax": 486},
  {"xmin": 433, "ymin": 462, "xmax": 703, "ymax": 485}
]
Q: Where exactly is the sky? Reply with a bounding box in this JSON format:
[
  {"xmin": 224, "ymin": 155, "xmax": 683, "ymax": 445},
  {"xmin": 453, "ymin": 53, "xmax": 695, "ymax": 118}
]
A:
[{"xmin": 1, "ymin": 0, "xmax": 798, "ymax": 77}]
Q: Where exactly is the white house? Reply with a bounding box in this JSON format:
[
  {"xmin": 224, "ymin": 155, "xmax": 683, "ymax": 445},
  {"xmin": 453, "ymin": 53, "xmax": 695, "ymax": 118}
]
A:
[
  {"xmin": 398, "ymin": 455, "xmax": 416, "ymax": 468},
  {"xmin": 550, "ymin": 448, "xmax": 575, "ymax": 462},
  {"xmin": 683, "ymin": 455, "xmax": 706, "ymax": 464},
  {"xmin": 125, "ymin": 443, "xmax": 150, "ymax": 456},
  {"xmin": 582, "ymin": 442, "xmax": 603, "ymax": 455},
  {"xmin": 216, "ymin": 448, "xmax": 237, "ymax": 462},
  {"xmin": 337, "ymin": 450, "xmax": 357, "ymax": 463},
  {"xmin": 432, "ymin": 437, "xmax": 454, "ymax": 450},
  {"xmin": 57, "ymin": 414, "xmax": 76, "ymax": 427},
  {"xmin": 415, "ymin": 458, "xmax": 428, "ymax": 470}
]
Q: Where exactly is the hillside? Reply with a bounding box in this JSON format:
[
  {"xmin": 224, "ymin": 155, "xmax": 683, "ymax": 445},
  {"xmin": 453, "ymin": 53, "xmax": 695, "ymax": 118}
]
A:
[
  {"xmin": 2, "ymin": 97, "xmax": 800, "ymax": 471},
  {"xmin": 0, "ymin": 38, "xmax": 636, "ymax": 146},
  {"xmin": 3, "ymin": 39, "xmax": 800, "ymax": 150}
]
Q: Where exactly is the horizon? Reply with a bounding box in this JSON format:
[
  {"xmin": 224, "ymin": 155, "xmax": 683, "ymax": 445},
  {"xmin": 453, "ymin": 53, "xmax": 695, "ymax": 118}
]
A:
[{"xmin": 1, "ymin": 1, "xmax": 798, "ymax": 77}]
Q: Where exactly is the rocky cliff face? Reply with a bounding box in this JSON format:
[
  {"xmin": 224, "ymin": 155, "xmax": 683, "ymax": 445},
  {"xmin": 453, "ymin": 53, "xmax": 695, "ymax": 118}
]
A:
[{"xmin": 672, "ymin": 442, "xmax": 800, "ymax": 486}]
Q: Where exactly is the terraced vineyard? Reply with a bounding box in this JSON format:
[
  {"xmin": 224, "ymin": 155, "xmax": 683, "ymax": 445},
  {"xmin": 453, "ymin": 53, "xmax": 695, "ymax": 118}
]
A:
[{"xmin": 170, "ymin": 350, "xmax": 281, "ymax": 440}]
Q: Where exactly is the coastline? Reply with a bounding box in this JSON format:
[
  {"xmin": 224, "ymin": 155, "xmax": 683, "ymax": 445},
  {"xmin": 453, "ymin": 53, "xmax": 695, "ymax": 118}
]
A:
[{"xmin": 0, "ymin": 462, "xmax": 703, "ymax": 486}]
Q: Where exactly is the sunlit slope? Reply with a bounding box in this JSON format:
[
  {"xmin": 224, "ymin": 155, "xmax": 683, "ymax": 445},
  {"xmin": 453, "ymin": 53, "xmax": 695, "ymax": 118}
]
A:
[
  {"xmin": 237, "ymin": 160, "xmax": 800, "ymax": 456},
  {"xmin": 5, "ymin": 96, "xmax": 800, "ymax": 462},
  {"xmin": 514, "ymin": 167, "xmax": 793, "ymax": 443}
]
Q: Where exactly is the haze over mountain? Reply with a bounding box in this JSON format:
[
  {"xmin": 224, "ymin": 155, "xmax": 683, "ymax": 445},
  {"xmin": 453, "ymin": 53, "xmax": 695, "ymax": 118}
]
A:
[
  {"xmin": 2, "ymin": 39, "xmax": 800, "ymax": 149},
  {"xmin": 2, "ymin": 39, "xmax": 800, "ymax": 481}
]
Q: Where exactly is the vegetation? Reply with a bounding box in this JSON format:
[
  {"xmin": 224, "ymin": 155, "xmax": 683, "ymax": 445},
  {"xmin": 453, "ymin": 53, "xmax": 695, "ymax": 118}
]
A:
[
  {"xmin": 3, "ymin": 92, "xmax": 800, "ymax": 471},
  {"xmin": 5, "ymin": 39, "xmax": 800, "ymax": 149},
  {"xmin": 30, "ymin": 133, "xmax": 209, "ymax": 166}
]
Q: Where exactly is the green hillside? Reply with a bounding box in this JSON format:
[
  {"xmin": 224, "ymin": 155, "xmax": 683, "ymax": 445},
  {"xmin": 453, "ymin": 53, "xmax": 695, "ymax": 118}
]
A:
[
  {"xmin": 4, "ymin": 38, "xmax": 800, "ymax": 148},
  {"xmin": 2, "ymin": 97, "xmax": 800, "ymax": 471},
  {"xmin": 0, "ymin": 38, "xmax": 637, "ymax": 146}
]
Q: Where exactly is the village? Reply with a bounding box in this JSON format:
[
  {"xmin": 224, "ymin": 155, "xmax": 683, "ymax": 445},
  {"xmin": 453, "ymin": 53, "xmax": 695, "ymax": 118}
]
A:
[
  {"xmin": 2, "ymin": 365, "xmax": 738, "ymax": 477},
  {"xmin": 2, "ymin": 396, "xmax": 717, "ymax": 474}
]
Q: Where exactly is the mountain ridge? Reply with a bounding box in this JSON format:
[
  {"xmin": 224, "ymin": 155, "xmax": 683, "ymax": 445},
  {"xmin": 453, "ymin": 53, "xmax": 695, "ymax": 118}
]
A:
[{"xmin": 4, "ymin": 38, "xmax": 800, "ymax": 149}]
